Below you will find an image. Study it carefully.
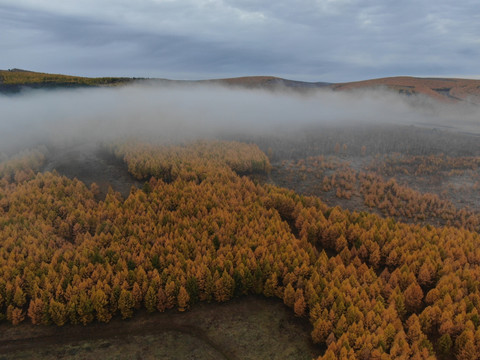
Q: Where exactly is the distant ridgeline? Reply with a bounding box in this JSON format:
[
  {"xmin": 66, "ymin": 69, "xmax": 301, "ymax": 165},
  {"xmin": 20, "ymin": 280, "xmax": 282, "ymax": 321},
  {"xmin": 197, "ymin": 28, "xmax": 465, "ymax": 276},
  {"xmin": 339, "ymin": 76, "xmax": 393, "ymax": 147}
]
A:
[
  {"xmin": 0, "ymin": 69, "xmax": 329, "ymax": 94},
  {"xmin": 0, "ymin": 69, "xmax": 138, "ymax": 93},
  {"xmin": 2, "ymin": 69, "xmax": 480, "ymax": 103}
]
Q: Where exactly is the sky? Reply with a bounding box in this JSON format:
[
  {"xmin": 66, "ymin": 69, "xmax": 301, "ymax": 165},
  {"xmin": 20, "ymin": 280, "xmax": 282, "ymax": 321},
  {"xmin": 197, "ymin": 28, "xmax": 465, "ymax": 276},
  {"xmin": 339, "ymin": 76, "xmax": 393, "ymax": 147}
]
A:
[{"xmin": 0, "ymin": 0, "xmax": 479, "ymax": 82}]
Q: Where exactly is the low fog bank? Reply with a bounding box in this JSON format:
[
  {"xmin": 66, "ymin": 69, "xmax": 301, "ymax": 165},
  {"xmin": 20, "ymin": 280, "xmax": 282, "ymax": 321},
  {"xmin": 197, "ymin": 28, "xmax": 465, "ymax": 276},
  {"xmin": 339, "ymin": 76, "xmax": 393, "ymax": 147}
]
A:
[{"xmin": 0, "ymin": 82, "xmax": 479, "ymax": 154}]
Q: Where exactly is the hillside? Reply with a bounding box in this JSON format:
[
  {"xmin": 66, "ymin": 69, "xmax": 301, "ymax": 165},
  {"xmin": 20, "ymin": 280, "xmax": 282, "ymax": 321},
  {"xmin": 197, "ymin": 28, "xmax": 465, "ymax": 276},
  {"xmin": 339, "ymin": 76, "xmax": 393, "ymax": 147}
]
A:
[
  {"xmin": 211, "ymin": 76, "xmax": 330, "ymax": 89},
  {"xmin": 332, "ymin": 76, "xmax": 480, "ymax": 104},
  {"xmin": 0, "ymin": 69, "xmax": 329, "ymax": 94},
  {"xmin": 0, "ymin": 69, "xmax": 137, "ymax": 93},
  {"xmin": 3, "ymin": 69, "xmax": 480, "ymax": 103}
]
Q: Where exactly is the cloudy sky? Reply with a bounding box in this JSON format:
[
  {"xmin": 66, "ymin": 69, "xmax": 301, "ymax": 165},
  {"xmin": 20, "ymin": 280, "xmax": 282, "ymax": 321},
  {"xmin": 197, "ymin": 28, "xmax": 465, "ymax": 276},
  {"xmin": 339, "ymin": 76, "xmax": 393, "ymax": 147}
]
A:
[{"xmin": 0, "ymin": 0, "xmax": 479, "ymax": 82}]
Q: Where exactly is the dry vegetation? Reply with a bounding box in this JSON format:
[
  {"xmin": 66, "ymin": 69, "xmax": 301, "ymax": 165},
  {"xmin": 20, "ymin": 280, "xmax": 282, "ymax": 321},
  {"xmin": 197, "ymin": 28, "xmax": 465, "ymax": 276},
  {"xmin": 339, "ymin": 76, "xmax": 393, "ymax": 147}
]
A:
[{"xmin": 266, "ymin": 153, "xmax": 480, "ymax": 231}]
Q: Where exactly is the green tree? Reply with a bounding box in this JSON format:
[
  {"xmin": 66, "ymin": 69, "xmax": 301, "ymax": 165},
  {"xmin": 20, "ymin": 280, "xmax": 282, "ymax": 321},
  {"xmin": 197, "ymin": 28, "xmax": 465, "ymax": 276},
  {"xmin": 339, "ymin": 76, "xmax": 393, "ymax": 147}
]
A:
[
  {"xmin": 177, "ymin": 286, "xmax": 190, "ymax": 312},
  {"xmin": 49, "ymin": 299, "xmax": 67, "ymax": 326},
  {"xmin": 118, "ymin": 289, "xmax": 134, "ymax": 319}
]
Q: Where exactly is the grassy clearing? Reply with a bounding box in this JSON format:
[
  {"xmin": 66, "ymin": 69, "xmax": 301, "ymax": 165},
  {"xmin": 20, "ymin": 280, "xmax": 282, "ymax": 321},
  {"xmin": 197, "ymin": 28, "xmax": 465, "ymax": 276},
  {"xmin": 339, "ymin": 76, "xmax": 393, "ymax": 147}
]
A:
[{"xmin": 0, "ymin": 296, "xmax": 320, "ymax": 360}]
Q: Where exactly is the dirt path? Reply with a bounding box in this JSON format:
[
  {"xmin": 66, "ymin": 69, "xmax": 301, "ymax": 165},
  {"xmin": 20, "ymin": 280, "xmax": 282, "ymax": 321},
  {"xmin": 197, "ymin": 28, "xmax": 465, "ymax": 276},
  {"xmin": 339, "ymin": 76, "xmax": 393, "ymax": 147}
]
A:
[{"xmin": 0, "ymin": 321, "xmax": 235, "ymax": 359}]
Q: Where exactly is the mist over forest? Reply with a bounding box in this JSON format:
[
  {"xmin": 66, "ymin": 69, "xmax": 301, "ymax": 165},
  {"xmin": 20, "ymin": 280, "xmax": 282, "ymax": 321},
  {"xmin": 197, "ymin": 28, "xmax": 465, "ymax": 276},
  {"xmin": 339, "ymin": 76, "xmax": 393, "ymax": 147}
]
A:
[{"xmin": 1, "ymin": 82, "xmax": 479, "ymax": 155}]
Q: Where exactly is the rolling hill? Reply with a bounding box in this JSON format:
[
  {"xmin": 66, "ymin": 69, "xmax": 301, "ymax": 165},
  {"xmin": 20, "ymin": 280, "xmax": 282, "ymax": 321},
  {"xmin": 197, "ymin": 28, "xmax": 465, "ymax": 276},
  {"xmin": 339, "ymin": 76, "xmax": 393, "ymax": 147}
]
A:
[
  {"xmin": 331, "ymin": 76, "xmax": 480, "ymax": 104},
  {"xmin": 0, "ymin": 68, "xmax": 137, "ymax": 92},
  {"xmin": 1, "ymin": 68, "xmax": 480, "ymax": 104}
]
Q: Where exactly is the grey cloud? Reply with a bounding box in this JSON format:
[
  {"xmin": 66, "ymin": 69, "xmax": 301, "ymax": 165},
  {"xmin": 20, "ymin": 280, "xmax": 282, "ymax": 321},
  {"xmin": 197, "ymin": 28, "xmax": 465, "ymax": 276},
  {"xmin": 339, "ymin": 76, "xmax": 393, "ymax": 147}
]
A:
[
  {"xmin": 0, "ymin": 4, "xmax": 294, "ymax": 78},
  {"xmin": 0, "ymin": 1, "xmax": 479, "ymax": 80}
]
